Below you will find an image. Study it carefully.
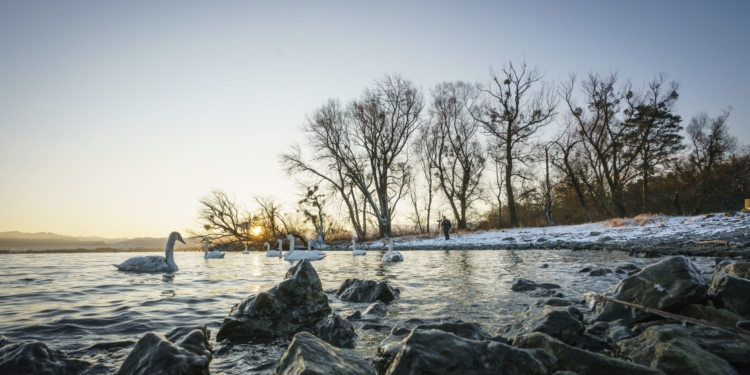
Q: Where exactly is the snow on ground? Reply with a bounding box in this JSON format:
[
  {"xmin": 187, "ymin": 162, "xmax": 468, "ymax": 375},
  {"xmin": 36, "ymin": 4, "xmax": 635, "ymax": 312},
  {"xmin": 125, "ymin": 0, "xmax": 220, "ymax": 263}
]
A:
[{"xmin": 360, "ymin": 212, "xmax": 750, "ymax": 249}]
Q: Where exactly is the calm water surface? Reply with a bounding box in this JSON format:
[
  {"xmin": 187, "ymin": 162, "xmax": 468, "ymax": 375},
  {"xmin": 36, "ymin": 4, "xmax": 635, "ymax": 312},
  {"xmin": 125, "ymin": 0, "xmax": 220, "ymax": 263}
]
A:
[{"xmin": 0, "ymin": 250, "xmax": 713, "ymax": 374}]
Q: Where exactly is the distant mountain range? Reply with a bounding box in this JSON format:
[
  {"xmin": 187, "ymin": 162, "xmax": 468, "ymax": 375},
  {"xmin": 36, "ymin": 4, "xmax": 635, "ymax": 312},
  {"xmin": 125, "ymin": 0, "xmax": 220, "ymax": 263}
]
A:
[{"xmin": 0, "ymin": 231, "xmax": 201, "ymax": 251}]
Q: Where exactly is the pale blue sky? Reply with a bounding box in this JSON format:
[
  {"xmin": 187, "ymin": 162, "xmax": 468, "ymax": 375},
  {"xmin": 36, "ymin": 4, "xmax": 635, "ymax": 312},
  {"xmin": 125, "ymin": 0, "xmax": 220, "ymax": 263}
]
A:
[{"xmin": 1, "ymin": 1, "xmax": 748, "ymax": 238}]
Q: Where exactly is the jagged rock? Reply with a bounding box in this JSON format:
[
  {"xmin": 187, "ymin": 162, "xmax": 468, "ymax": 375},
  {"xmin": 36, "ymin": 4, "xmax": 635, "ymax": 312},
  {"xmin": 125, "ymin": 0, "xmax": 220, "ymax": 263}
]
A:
[
  {"xmin": 345, "ymin": 311, "xmax": 362, "ymax": 321},
  {"xmin": 606, "ymin": 319, "xmax": 635, "ymax": 346},
  {"xmin": 118, "ymin": 325, "xmax": 211, "ymax": 375},
  {"xmin": 364, "ymin": 301, "xmax": 388, "ymax": 318},
  {"xmin": 617, "ymin": 264, "xmax": 641, "ymax": 273},
  {"xmin": 0, "ymin": 337, "xmax": 91, "ymax": 375},
  {"xmin": 374, "ymin": 322, "xmax": 488, "ymax": 373},
  {"xmin": 275, "ymin": 332, "xmax": 373, "ymax": 375},
  {"xmin": 680, "ymin": 304, "xmax": 744, "ymax": 327},
  {"xmin": 216, "ymin": 260, "xmax": 331, "ymax": 341},
  {"xmin": 497, "ymin": 298, "xmax": 584, "ymax": 346},
  {"xmin": 715, "ymin": 262, "xmax": 750, "ymax": 279},
  {"xmin": 591, "ymin": 256, "xmax": 708, "ymax": 324},
  {"xmin": 511, "ymin": 278, "xmax": 561, "ymax": 292},
  {"xmin": 617, "ymin": 325, "xmax": 738, "ymax": 375},
  {"xmin": 578, "ymin": 267, "xmax": 592, "ymax": 273},
  {"xmin": 375, "ymin": 328, "xmax": 546, "ymax": 375},
  {"xmin": 709, "ymin": 273, "xmax": 750, "ymax": 318},
  {"xmin": 738, "ymin": 321, "xmax": 750, "ymax": 331},
  {"xmin": 589, "ymin": 268, "xmax": 613, "ymax": 277},
  {"xmin": 336, "ymin": 279, "xmax": 400, "ymax": 303},
  {"xmin": 513, "ymin": 332, "xmax": 663, "ymax": 375},
  {"xmin": 314, "ymin": 314, "xmax": 357, "ymax": 348}
]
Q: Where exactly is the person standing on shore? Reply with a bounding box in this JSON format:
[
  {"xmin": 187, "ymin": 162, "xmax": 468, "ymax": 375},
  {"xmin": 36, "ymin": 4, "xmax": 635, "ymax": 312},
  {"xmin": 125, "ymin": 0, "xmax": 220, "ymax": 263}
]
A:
[{"xmin": 440, "ymin": 216, "xmax": 452, "ymax": 240}]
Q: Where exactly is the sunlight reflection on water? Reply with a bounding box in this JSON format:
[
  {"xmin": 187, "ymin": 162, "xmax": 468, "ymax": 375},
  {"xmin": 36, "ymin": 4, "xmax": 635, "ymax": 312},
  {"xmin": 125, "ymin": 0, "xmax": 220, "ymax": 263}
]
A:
[{"xmin": 0, "ymin": 250, "xmax": 713, "ymax": 374}]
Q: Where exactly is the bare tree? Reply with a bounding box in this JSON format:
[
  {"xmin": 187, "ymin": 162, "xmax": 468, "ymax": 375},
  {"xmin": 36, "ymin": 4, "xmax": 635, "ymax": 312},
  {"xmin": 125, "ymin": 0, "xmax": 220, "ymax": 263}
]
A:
[
  {"xmin": 686, "ymin": 108, "xmax": 737, "ymax": 173},
  {"xmin": 411, "ymin": 122, "xmax": 439, "ymax": 234},
  {"xmin": 194, "ymin": 189, "xmax": 249, "ymax": 244},
  {"xmin": 475, "ymin": 61, "xmax": 557, "ymax": 227},
  {"xmin": 429, "ymin": 81, "xmax": 486, "ymax": 230},
  {"xmin": 280, "ymin": 74, "xmax": 423, "ymax": 238},
  {"xmin": 550, "ymin": 124, "xmax": 594, "ymax": 222},
  {"xmin": 560, "ymin": 72, "xmax": 642, "ymax": 218}
]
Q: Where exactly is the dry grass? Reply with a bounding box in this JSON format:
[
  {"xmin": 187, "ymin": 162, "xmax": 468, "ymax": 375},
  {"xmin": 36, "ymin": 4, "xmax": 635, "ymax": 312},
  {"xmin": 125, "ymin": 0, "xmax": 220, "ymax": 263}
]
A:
[
  {"xmin": 605, "ymin": 213, "xmax": 663, "ymax": 227},
  {"xmin": 605, "ymin": 218, "xmax": 629, "ymax": 227},
  {"xmin": 634, "ymin": 213, "xmax": 661, "ymax": 226}
]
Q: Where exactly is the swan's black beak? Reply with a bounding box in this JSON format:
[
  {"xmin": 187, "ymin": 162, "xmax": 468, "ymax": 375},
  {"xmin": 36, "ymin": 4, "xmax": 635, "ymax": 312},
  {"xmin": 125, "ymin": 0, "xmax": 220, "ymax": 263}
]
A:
[{"xmin": 178, "ymin": 238, "xmax": 186, "ymax": 244}]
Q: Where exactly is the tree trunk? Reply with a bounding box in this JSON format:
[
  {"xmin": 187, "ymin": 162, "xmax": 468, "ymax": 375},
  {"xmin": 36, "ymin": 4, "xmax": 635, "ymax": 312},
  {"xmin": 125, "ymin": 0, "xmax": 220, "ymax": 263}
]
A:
[
  {"xmin": 544, "ymin": 147, "xmax": 554, "ymax": 226},
  {"xmin": 506, "ymin": 151, "xmax": 518, "ymax": 227},
  {"xmin": 642, "ymin": 170, "xmax": 649, "ymax": 212}
]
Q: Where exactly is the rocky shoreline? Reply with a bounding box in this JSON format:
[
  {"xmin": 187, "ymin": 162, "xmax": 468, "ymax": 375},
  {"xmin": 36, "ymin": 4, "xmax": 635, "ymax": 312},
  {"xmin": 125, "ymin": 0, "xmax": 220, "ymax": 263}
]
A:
[{"xmin": 3, "ymin": 255, "xmax": 750, "ymax": 374}]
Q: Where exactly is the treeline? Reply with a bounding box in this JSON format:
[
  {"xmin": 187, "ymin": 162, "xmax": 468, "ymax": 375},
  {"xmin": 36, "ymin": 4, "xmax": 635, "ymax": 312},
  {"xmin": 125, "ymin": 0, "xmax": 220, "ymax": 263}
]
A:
[{"xmin": 194, "ymin": 61, "xmax": 748, "ymax": 245}]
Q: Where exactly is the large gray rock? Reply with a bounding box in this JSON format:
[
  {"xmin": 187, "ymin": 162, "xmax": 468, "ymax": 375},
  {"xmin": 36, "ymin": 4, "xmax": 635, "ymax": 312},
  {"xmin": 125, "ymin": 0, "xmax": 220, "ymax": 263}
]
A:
[
  {"xmin": 336, "ymin": 279, "xmax": 400, "ymax": 303},
  {"xmin": 377, "ymin": 329, "xmax": 547, "ymax": 375},
  {"xmin": 513, "ymin": 332, "xmax": 663, "ymax": 375},
  {"xmin": 709, "ymin": 273, "xmax": 750, "ymax": 318},
  {"xmin": 216, "ymin": 260, "xmax": 331, "ymax": 341},
  {"xmin": 315, "ymin": 314, "xmax": 357, "ymax": 348},
  {"xmin": 686, "ymin": 325, "xmax": 750, "ymax": 367},
  {"xmin": 617, "ymin": 325, "xmax": 738, "ymax": 375},
  {"xmin": 373, "ymin": 322, "xmax": 489, "ymax": 374},
  {"xmin": 118, "ymin": 325, "xmax": 211, "ymax": 375},
  {"xmin": 591, "ymin": 256, "xmax": 708, "ymax": 324},
  {"xmin": 497, "ymin": 298, "xmax": 584, "ymax": 346},
  {"xmin": 0, "ymin": 336, "xmax": 90, "ymax": 375},
  {"xmin": 275, "ymin": 332, "xmax": 373, "ymax": 375}
]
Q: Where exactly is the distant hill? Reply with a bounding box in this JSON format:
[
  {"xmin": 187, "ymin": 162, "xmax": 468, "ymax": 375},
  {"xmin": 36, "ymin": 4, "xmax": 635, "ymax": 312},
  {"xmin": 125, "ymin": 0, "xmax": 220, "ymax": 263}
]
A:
[{"xmin": 0, "ymin": 231, "xmax": 200, "ymax": 251}]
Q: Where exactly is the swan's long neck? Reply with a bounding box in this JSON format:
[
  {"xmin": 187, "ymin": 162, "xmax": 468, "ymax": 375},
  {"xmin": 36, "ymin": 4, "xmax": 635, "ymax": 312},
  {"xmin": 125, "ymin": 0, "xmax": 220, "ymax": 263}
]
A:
[
  {"xmin": 308, "ymin": 241, "xmax": 311, "ymax": 251},
  {"xmin": 204, "ymin": 240, "xmax": 209, "ymax": 255},
  {"xmin": 352, "ymin": 239, "xmax": 356, "ymax": 252},
  {"xmin": 287, "ymin": 235, "xmax": 295, "ymax": 254},
  {"xmin": 388, "ymin": 239, "xmax": 393, "ymax": 254},
  {"xmin": 265, "ymin": 242, "xmax": 270, "ymax": 251},
  {"xmin": 165, "ymin": 237, "xmax": 177, "ymax": 268}
]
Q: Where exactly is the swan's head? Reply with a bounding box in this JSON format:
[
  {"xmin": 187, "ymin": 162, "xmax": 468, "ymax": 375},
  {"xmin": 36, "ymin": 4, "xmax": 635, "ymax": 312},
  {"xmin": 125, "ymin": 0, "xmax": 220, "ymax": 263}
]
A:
[
  {"xmin": 170, "ymin": 232, "xmax": 186, "ymax": 244},
  {"xmin": 202, "ymin": 237, "xmax": 210, "ymax": 243},
  {"xmin": 277, "ymin": 239, "xmax": 283, "ymax": 244}
]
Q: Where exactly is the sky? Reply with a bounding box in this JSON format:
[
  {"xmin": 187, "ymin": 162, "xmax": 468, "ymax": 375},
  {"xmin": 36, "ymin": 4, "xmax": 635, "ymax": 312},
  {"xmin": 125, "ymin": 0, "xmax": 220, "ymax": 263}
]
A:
[{"xmin": 0, "ymin": 1, "xmax": 748, "ymax": 238}]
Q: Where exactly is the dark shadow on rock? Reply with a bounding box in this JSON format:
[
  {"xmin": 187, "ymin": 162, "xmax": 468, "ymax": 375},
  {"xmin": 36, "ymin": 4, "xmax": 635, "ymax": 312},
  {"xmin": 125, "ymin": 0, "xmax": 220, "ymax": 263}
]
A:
[
  {"xmin": 275, "ymin": 332, "xmax": 373, "ymax": 375},
  {"xmin": 117, "ymin": 325, "xmax": 211, "ymax": 375},
  {"xmin": 336, "ymin": 279, "xmax": 399, "ymax": 303},
  {"xmin": 0, "ymin": 335, "xmax": 91, "ymax": 375}
]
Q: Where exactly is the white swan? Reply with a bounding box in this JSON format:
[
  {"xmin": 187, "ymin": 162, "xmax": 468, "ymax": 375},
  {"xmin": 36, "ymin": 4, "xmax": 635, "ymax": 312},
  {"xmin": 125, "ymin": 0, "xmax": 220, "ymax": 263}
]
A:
[
  {"xmin": 242, "ymin": 245, "xmax": 249, "ymax": 254},
  {"xmin": 267, "ymin": 241, "xmax": 281, "ymax": 257},
  {"xmin": 307, "ymin": 240, "xmax": 326, "ymax": 256},
  {"xmin": 283, "ymin": 234, "xmax": 325, "ymax": 261},
  {"xmin": 113, "ymin": 231, "xmax": 184, "ymax": 272},
  {"xmin": 383, "ymin": 238, "xmax": 403, "ymax": 263},
  {"xmin": 203, "ymin": 238, "xmax": 225, "ymax": 259},
  {"xmin": 352, "ymin": 238, "xmax": 365, "ymax": 256}
]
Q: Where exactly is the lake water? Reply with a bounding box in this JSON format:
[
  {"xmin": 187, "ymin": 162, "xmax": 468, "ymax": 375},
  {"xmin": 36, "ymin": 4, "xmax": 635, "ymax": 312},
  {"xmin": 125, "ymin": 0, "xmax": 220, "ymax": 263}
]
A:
[{"xmin": 0, "ymin": 250, "xmax": 713, "ymax": 374}]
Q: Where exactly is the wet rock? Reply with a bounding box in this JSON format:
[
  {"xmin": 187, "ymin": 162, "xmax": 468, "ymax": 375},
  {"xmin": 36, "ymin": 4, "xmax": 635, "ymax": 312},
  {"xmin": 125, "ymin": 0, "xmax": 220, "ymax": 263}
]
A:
[
  {"xmin": 541, "ymin": 263, "xmax": 549, "ymax": 268},
  {"xmin": 364, "ymin": 301, "xmax": 388, "ymax": 318},
  {"xmin": 738, "ymin": 321, "xmax": 750, "ymax": 331},
  {"xmin": 597, "ymin": 236, "xmax": 613, "ymax": 242},
  {"xmin": 617, "ymin": 325, "xmax": 738, "ymax": 375},
  {"xmin": 531, "ymin": 289, "xmax": 564, "ymax": 298},
  {"xmin": 118, "ymin": 325, "xmax": 211, "ymax": 375},
  {"xmin": 376, "ymin": 329, "xmax": 546, "ymax": 375},
  {"xmin": 361, "ymin": 324, "xmax": 391, "ymax": 331},
  {"xmin": 591, "ymin": 256, "xmax": 708, "ymax": 324},
  {"xmin": 214, "ymin": 339, "xmax": 233, "ymax": 356},
  {"xmin": 336, "ymin": 279, "xmax": 400, "ymax": 303},
  {"xmin": 345, "ymin": 311, "xmax": 362, "ymax": 321},
  {"xmin": 0, "ymin": 337, "xmax": 91, "ymax": 375},
  {"xmin": 216, "ymin": 260, "xmax": 331, "ymax": 341},
  {"xmin": 616, "ymin": 264, "xmax": 641, "ymax": 272},
  {"xmin": 717, "ymin": 262, "xmax": 750, "ymax": 279},
  {"xmin": 314, "ymin": 314, "xmax": 357, "ymax": 349},
  {"xmin": 709, "ymin": 273, "xmax": 750, "ymax": 318},
  {"xmin": 588, "ymin": 268, "xmax": 613, "ymax": 277},
  {"xmin": 498, "ymin": 298, "xmax": 584, "ymax": 346},
  {"xmin": 511, "ymin": 278, "xmax": 561, "ymax": 292},
  {"xmin": 680, "ymin": 304, "xmax": 744, "ymax": 327},
  {"xmin": 606, "ymin": 319, "xmax": 635, "ymax": 346},
  {"xmin": 513, "ymin": 332, "xmax": 662, "ymax": 375},
  {"xmin": 275, "ymin": 332, "xmax": 373, "ymax": 375},
  {"xmin": 538, "ymin": 237, "xmax": 548, "ymax": 242},
  {"xmin": 578, "ymin": 267, "xmax": 592, "ymax": 273},
  {"xmin": 590, "ymin": 231, "xmax": 601, "ymax": 236}
]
